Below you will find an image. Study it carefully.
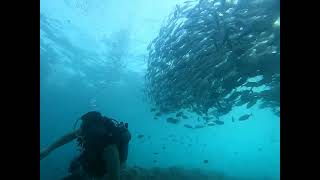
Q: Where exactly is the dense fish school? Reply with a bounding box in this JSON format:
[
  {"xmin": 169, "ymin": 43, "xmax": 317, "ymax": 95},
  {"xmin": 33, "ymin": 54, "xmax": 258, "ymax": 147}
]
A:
[{"xmin": 145, "ymin": 0, "xmax": 280, "ymax": 124}]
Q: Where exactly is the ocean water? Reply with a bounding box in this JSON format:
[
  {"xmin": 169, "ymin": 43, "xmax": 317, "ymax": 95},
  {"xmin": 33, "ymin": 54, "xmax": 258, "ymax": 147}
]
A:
[{"xmin": 40, "ymin": 0, "xmax": 280, "ymax": 180}]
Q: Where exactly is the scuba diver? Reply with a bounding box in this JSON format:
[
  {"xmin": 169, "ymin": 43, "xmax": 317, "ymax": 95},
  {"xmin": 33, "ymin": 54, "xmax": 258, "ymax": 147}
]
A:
[{"xmin": 40, "ymin": 111, "xmax": 131, "ymax": 180}]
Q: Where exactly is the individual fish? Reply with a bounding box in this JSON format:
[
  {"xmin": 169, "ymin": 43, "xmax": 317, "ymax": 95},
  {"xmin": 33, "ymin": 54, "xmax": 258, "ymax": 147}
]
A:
[
  {"xmin": 227, "ymin": 91, "xmax": 241, "ymax": 101},
  {"xmin": 153, "ymin": 152, "xmax": 159, "ymax": 155},
  {"xmin": 241, "ymin": 90, "xmax": 254, "ymax": 101},
  {"xmin": 155, "ymin": 112, "xmax": 162, "ymax": 116},
  {"xmin": 194, "ymin": 125, "xmax": 205, "ymax": 129},
  {"xmin": 182, "ymin": 115, "xmax": 189, "ymax": 119},
  {"xmin": 235, "ymin": 99, "xmax": 248, "ymax": 107},
  {"xmin": 207, "ymin": 122, "xmax": 215, "ymax": 126},
  {"xmin": 173, "ymin": 5, "xmax": 180, "ymax": 18},
  {"xmin": 259, "ymin": 102, "xmax": 272, "ymax": 109},
  {"xmin": 176, "ymin": 111, "xmax": 183, "ymax": 117},
  {"xmin": 232, "ymin": 116, "xmax": 235, "ymax": 122},
  {"xmin": 150, "ymin": 108, "xmax": 157, "ymax": 112},
  {"xmin": 213, "ymin": 120, "xmax": 224, "ymax": 125},
  {"xmin": 147, "ymin": 42, "xmax": 152, "ymax": 50},
  {"xmin": 137, "ymin": 134, "xmax": 144, "ymax": 139},
  {"xmin": 153, "ymin": 117, "xmax": 158, "ymax": 120},
  {"xmin": 218, "ymin": 105, "xmax": 232, "ymax": 116},
  {"xmin": 238, "ymin": 113, "xmax": 253, "ymax": 121},
  {"xmin": 162, "ymin": 146, "xmax": 166, "ymax": 150},
  {"xmin": 153, "ymin": 160, "xmax": 158, "ymax": 163},
  {"xmin": 203, "ymin": 160, "xmax": 209, "ymax": 164},
  {"xmin": 246, "ymin": 99, "xmax": 258, "ymax": 109},
  {"xmin": 184, "ymin": 0, "xmax": 195, "ymax": 3},
  {"xmin": 184, "ymin": 124, "xmax": 193, "ymax": 128},
  {"xmin": 166, "ymin": 117, "xmax": 180, "ymax": 124}
]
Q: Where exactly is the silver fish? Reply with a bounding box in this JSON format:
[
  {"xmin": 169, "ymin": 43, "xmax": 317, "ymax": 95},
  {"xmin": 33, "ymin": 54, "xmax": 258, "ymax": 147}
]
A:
[{"xmin": 238, "ymin": 113, "xmax": 253, "ymax": 121}]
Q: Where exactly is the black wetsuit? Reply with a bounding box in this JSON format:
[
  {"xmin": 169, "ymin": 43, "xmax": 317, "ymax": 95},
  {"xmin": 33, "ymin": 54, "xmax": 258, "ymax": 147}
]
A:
[{"xmin": 62, "ymin": 117, "xmax": 131, "ymax": 180}]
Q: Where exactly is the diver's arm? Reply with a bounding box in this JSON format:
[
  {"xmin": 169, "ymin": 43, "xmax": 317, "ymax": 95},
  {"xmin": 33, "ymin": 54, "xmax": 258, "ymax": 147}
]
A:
[{"xmin": 40, "ymin": 129, "xmax": 81, "ymax": 160}]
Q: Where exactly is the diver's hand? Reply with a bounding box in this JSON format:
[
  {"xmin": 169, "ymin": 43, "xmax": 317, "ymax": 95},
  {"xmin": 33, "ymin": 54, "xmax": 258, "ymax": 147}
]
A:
[{"xmin": 40, "ymin": 148, "xmax": 50, "ymax": 160}]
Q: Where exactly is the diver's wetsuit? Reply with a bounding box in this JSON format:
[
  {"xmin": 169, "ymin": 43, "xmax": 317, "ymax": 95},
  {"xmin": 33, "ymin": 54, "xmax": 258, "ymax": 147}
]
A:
[{"xmin": 62, "ymin": 116, "xmax": 131, "ymax": 180}]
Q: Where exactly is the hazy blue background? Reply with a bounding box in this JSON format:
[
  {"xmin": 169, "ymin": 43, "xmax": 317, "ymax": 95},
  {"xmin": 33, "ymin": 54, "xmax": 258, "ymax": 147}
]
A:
[{"xmin": 40, "ymin": 0, "xmax": 280, "ymax": 179}]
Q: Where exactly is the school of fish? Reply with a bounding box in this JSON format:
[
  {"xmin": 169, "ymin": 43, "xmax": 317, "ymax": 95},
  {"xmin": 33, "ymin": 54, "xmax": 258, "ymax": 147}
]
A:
[{"xmin": 145, "ymin": 0, "xmax": 280, "ymax": 125}]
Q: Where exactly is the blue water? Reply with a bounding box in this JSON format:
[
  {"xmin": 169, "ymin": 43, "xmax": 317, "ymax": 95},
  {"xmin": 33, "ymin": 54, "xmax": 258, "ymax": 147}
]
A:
[{"xmin": 40, "ymin": 0, "xmax": 280, "ymax": 179}]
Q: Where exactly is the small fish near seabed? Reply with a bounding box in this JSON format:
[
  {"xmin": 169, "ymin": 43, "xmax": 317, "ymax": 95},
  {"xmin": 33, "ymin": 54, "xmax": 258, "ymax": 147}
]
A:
[{"xmin": 238, "ymin": 113, "xmax": 253, "ymax": 121}]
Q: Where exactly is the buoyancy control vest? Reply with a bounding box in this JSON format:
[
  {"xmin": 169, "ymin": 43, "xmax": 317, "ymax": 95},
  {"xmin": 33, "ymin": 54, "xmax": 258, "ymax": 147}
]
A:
[{"xmin": 74, "ymin": 111, "xmax": 131, "ymax": 178}]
